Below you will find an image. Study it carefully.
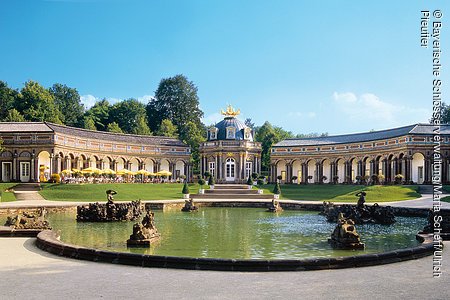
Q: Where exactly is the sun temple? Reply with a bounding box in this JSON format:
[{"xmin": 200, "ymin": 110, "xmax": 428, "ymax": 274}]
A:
[{"xmin": 199, "ymin": 105, "xmax": 262, "ymax": 183}]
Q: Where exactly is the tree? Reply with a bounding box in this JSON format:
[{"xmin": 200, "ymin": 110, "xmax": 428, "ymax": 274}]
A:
[
  {"xmin": 17, "ymin": 80, "xmax": 63, "ymax": 123},
  {"xmin": 84, "ymin": 99, "xmax": 111, "ymax": 131},
  {"xmin": 0, "ymin": 81, "xmax": 19, "ymax": 121},
  {"xmin": 147, "ymin": 74, "xmax": 204, "ymax": 139},
  {"xmin": 49, "ymin": 83, "xmax": 84, "ymax": 126},
  {"xmin": 4, "ymin": 109, "xmax": 26, "ymax": 122},
  {"xmin": 244, "ymin": 118, "xmax": 255, "ymax": 129},
  {"xmin": 109, "ymin": 98, "xmax": 148, "ymax": 134},
  {"xmin": 133, "ymin": 115, "xmax": 152, "ymax": 135},
  {"xmin": 157, "ymin": 119, "xmax": 178, "ymax": 137},
  {"xmin": 106, "ymin": 122, "xmax": 123, "ymax": 133},
  {"xmin": 254, "ymin": 121, "xmax": 294, "ymax": 171},
  {"xmin": 82, "ymin": 116, "xmax": 97, "ymax": 131},
  {"xmin": 181, "ymin": 121, "xmax": 206, "ymax": 170},
  {"xmin": 440, "ymin": 103, "xmax": 450, "ymax": 124}
]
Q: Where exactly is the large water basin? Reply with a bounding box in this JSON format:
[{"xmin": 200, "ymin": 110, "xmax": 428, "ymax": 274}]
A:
[{"xmin": 47, "ymin": 207, "xmax": 427, "ymax": 260}]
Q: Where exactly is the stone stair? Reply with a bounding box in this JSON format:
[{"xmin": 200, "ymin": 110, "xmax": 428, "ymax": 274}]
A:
[
  {"xmin": 419, "ymin": 185, "xmax": 434, "ymax": 195},
  {"xmin": 193, "ymin": 184, "xmax": 273, "ymax": 200}
]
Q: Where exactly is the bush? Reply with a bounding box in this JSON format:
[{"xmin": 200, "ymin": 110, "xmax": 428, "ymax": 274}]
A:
[
  {"xmin": 208, "ymin": 176, "xmax": 215, "ymax": 186},
  {"xmin": 50, "ymin": 173, "xmax": 61, "ymax": 183},
  {"xmin": 277, "ymin": 175, "xmax": 283, "ymax": 181},
  {"xmin": 182, "ymin": 182, "xmax": 190, "ymax": 194},
  {"xmin": 203, "ymin": 171, "xmax": 211, "ymax": 178},
  {"xmin": 273, "ymin": 182, "xmax": 281, "ymax": 194},
  {"xmin": 291, "ymin": 176, "xmax": 298, "ymax": 183},
  {"xmin": 394, "ymin": 174, "xmax": 404, "ymax": 184},
  {"xmin": 247, "ymin": 176, "xmax": 253, "ymax": 185},
  {"xmin": 251, "ymin": 172, "xmax": 259, "ymax": 180},
  {"xmin": 198, "ymin": 178, "xmax": 206, "ymax": 186},
  {"xmin": 257, "ymin": 179, "xmax": 264, "ymax": 187}
]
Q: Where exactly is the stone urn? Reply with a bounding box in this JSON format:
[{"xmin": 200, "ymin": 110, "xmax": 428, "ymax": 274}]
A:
[
  {"xmin": 258, "ymin": 189, "xmax": 263, "ymax": 194},
  {"xmin": 273, "ymin": 194, "xmax": 280, "ymax": 200},
  {"xmin": 199, "ymin": 188, "xmax": 205, "ymax": 194},
  {"xmin": 247, "ymin": 185, "xmax": 252, "ymax": 190},
  {"xmin": 183, "ymin": 193, "xmax": 190, "ymax": 199},
  {"xmin": 210, "ymin": 185, "xmax": 215, "ymax": 190}
]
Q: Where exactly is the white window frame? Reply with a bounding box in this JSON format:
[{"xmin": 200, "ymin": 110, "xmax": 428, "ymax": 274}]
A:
[
  {"xmin": 226, "ymin": 127, "xmax": 235, "ymax": 139},
  {"xmin": 245, "ymin": 161, "xmax": 252, "ymax": 179},
  {"xmin": 210, "ymin": 128, "xmax": 218, "ymax": 140},
  {"xmin": 244, "ymin": 129, "xmax": 251, "ymax": 140},
  {"xmin": 209, "ymin": 161, "xmax": 215, "ymax": 177}
]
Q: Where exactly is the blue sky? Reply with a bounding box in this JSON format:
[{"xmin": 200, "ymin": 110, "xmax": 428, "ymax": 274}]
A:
[{"xmin": 0, "ymin": 0, "xmax": 448, "ymax": 135}]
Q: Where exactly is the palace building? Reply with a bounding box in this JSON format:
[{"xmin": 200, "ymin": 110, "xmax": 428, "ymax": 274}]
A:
[
  {"xmin": 0, "ymin": 122, "xmax": 191, "ymax": 183},
  {"xmin": 199, "ymin": 106, "xmax": 262, "ymax": 183},
  {"xmin": 270, "ymin": 124, "xmax": 450, "ymax": 185}
]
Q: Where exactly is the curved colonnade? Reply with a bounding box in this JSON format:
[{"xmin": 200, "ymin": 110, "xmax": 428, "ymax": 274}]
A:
[
  {"xmin": 0, "ymin": 122, "xmax": 191, "ymax": 182},
  {"xmin": 270, "ymin": 124, "xmax": 450, "ymax": 184}
]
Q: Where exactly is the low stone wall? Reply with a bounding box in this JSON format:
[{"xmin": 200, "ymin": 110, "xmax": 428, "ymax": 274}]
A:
[
  {"xmin": 35, "ymin": 230, "xmax": 435, "ymax": 272},
  {"xmin": 0, "ymin": 206, "xmax": 76, "ymax": 216}
]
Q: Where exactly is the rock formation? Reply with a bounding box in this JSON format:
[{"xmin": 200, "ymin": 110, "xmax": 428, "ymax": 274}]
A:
[
  {"xmin": 127, "ymin": 210, "xmax": 161, "ymax": 247},
  {"xmin": 321, "ymin": 201, "xmax": 395, "ymax": 225},
  {"xmin": 77, "ymin": 191, "xmax": 143, "ymax": 222},
  {"xmin": 328, "ymin": 213, "xmax": 365, "ymax": 250},
  {"xmin": 181, "ymin": 198, "xmax": 198, "ymax": 212},
  {"xmin": 4, "ymin": 208, "xmax": 52, "ymax": 230}
]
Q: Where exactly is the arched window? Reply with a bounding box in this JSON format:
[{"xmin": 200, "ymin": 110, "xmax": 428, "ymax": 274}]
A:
[{"xmin": 225, "ymin": 158, "xmax": 235, "ymax": 181}]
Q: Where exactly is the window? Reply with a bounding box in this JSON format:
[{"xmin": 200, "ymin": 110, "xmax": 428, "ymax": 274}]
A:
[
  {"xmin": 244, "ymin": 129, "xmax": 251, "ymax": 140},
  {"xmin": 210, "ymin": 128, "xmax": 218, "ymax": 140},
  {"xmin": 245, "ymin": 162, "xmax": 252, "ymax": 179},
  {"xmin": 209, "ymin": 162, "xmax": 215, "ymax": 177},
  {"xmin": 226, "ymin": 127, "xmax": 235, "ymax": 139}
]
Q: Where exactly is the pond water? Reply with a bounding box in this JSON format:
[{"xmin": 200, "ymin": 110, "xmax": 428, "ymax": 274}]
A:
[{"xmin": 44, "ymin": 208, "xmax": 427, "ymax": 260}]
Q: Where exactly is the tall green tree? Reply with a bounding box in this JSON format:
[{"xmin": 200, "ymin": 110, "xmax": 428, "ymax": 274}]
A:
[
  {"xmin": 84, "ymin": 99, "xmax": 111, "ymax": 131},
  {"xmin": 133, "ymin": 115, "xmax": 152, "ymax": 135},
  {"xmin": 181, "ymin": 121, "xmax": 206, "ymax": 170},
  {"xmin": 110, "ymin": 98, "xmax": 148, "ymax": 134},
  {"xmin": 106, "ymin": 122, "xmax": 123, "ymax": 133},
  {"xmin": 254, "ymin": 121, "xmax": 294, "ymax": 171},
  {"xmin": 17, "ymin": 80, "xmax": 63, "ymax": 123},
  {"xmin": 156, "ymin": 119, "xmax": 178, "ymax": 137},
  {"xmin": 4, "ymin": 109, "xmax": 26, "ymax": 122},
  {"xmin": 82, "ymin": 116, "xmax": 97, "ymax": 130},
  {"xmin": 0, "ymin": 81, "xmax": 19, "ymax": 121},
  {"xmin": 49, "ymin": 83, "xmax": 84, "ymax": 126},
  {"xmin": 147, "ymin": 74, "xmax": 204, "ymax": 139}
]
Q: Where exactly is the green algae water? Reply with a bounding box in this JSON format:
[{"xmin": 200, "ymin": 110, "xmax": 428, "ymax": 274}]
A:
[{"xmin": 46, "ymin": 208, "xmax": 426, "ymax": 259}]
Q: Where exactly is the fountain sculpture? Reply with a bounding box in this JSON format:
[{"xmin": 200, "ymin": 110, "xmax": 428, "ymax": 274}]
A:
[
  {"xmin": 77, "ymin": 190, "xmax": 143, "ymax": 222},
  {"xmin": 181, "ymin": 198, "xmax": 198, "ymax": 212},
  {"xmin": 328, "ymin": 213, "xmax": 365, "ymax": 250},
  {"xmin": 4, "ymin": 207, "xmax": 52, "ymax": 230},
  {"xmin": 127, "ymin": 210, "xmax": 161, "ymax": 247}
]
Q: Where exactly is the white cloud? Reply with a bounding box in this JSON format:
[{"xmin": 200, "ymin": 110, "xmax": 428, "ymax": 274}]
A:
[
  {"xmin": 288, "ymin": 111, "xmax": 317, "ymax": 118},
  {"xmin": 80, "ymin": 94, "xmax": 155, "ymax": 109},
  {"xmin": 332, "ymin": 92, "xmax": 430, "ymax": 126},
  {"xmin": 137, "ymin": 95, "xmax": 155, "ymax": 103},
  {"xmin": 80, "ymin": 95, "xmax": 100, "ymax": 109}
]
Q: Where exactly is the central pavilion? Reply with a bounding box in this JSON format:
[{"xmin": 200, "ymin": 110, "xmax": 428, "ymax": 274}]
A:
[{"xmin": 199, "ymin": 106, "xmax": 262, "ymax": 183}]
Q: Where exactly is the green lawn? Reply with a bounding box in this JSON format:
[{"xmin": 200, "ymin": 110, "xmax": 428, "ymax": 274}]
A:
[
  {"xmin": 0, "ymin": 183, "xmax": 18, "ymax": 202},
  {"xmin": 260, "ymin": 184, "xmax": 421, "ymax": 202},
  {"xmin": 442, "ymin": 196, "xmax": 450, "ymax": 203},
  {"xmin": 39, "ymin": 183, "xmax": 204, "ymax": 202}
]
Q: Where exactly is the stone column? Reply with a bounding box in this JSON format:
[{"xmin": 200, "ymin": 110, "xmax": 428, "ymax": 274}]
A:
[
  {"xmin": 49, "ymin": 153, "xmax": 54, "ymax": 175},
  {"xmin": 218, "ymin": 154, "xmax": 223, "ymax": 182},
  {"xmin": 424, "ymin": 158, "xmax": 432, "ymax": 184},
  {"xmin": 315, "ymin": 162, "xmax": 321, "ymax": 183},
  {"xmin": 12, "ymin": 151, "xmax": 17, "ymax": 181},
  {"xmin": 31, "ymin": 151, "xmax": 36, "ymax": 182},
  {"xmin": 302, "ymin": 163, "xmax": 308, "ymax": 184}
]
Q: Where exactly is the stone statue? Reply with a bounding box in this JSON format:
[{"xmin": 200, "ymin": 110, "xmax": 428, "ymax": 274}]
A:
[
  {"xmin": 267, "ymin": 198, "xmax": 283, "ymax": 212},
  {"xmin": 127, "ymin": 210, "xmax": 161, "ymax": 247},
  {"xmin": 356, "ymin": 191, "xmax": 366, "ymax": 208},
  {"xmin": 181, "ymin": 198, "xmax": 198, "ymax": 212},
  {"xmin": 77, "ymin": 191, "xmax": 143, "ymax": 222},
  {"xmin": 328, "ymin": 213, "xmax": 365, "ymax": 250},
  {"xmin": 4, "ymin": 207, "xmax": 52, "ymax": 230},
  {"xmin": 321, "ymin": 197, "xmax": 396, "ymax": 225}
]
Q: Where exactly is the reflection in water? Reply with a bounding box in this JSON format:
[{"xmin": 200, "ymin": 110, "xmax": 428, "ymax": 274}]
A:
[{"xmin": 46, "ymin": 208, "xmax": 426, "ymax": 260}]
